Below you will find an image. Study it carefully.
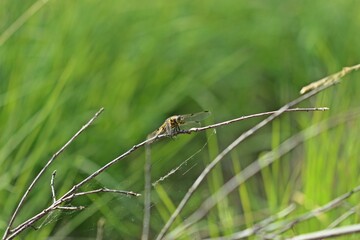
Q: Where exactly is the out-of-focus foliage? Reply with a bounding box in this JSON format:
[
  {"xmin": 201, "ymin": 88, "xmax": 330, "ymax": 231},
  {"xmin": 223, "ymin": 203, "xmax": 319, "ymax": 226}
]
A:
[{"xmin": 1, "ymin": 0, "xmax": 360, "ymax": 239}]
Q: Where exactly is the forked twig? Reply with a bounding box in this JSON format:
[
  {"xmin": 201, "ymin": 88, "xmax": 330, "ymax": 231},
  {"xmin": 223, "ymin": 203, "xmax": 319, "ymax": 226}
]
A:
[{"xmin": 3, "ymin": 107, "xmax": 105, "ymax": 240}]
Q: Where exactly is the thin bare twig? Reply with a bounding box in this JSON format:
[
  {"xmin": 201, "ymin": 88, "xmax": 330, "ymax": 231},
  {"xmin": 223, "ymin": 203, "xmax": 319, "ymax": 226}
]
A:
[
  {"xmin": 265, "ymin": 185, "xmax": 360, "ymax": 238},
  {"xmin": 152, "ymin": 137, "xmax": 211, "ymax": 187},
  {"xmin": 6, "ymin": 127, "xmax": 167, "ymax": 239},
  {"xmin": 96, "ymin": 218, "xmax": 106, "ymax": 240},
  {"xmin": 186, "ymin": 108, "xmax": 329, "ymax": 133},
  {"xmin": 327, "ymin": 206, "xmax": 358, "ymax": 229},
  {"xmin": 7, "ymin": 187, "xmax": 140, "ymax": 239},
  {"xmin": 142, "ymin": 144, "xmax": 152, "ymax": 240},
  {"xmin": 144, "ymin": 108, "xmax": 327, "ymax": 144},
  {"xmin": 70, "ymin": 188, "xmax": 141, "ymax": 198},
  {"xmin": 2, "ymin": 107, "xmax": 104, "ymax": 240},
  {"xmin": 289, "ymin": 223, "xmax": 360, "ymax": 240},
  {"xmin": 156, "ymin": 83, "xmax": 336, "ymax": 240},
  {"xmin": 204, "ymin": 204, "xmax": 296, "ymax": 240},
  {"xmin": 50, "ymin": 171, "xmax": 57, "ymax": 203},
  {"xmin": 57, "ymin": 206, "xmax": 84, "ymax": 211}
]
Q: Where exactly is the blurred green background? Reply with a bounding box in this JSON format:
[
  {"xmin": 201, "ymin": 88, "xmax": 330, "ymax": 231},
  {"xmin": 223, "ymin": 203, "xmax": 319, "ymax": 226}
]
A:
[{"xmin": 1, "ymin": 0, "xmax": 360, "ymax": 239}]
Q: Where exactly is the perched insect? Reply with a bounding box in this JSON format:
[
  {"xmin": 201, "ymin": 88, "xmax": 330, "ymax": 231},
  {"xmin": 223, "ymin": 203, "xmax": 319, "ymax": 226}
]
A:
[{"xmin": 148, "ymin": 111, "xmax": 211, "ymax": 139}]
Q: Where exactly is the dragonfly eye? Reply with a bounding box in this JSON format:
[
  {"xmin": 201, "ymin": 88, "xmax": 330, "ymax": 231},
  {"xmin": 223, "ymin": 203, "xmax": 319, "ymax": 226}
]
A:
[{"xmin": 177, "ymin": 116, "xmax": 185, "ymax": 124}]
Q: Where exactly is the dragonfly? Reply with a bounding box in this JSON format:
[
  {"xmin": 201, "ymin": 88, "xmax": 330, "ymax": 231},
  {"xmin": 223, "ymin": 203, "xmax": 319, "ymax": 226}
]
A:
[{"xmin": 148, "ymin": 111, "xmax": 211, "ymax": 139}]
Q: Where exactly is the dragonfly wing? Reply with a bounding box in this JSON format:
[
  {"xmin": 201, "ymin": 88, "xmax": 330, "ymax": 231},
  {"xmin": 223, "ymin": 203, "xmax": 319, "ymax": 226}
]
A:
[
  {"xmin": 181, "ymin": 111, "xmax": 211, "ymax": 122},
  {"xmin": 178, "ymin": 121, "xmax": 201, "ymax": 128}
]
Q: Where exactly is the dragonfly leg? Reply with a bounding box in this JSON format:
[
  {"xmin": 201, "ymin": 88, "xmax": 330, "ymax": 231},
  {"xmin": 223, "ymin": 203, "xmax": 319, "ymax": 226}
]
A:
[{"xmin": 174, "ymin": 125, "xmax": 181, "ymax": 134}]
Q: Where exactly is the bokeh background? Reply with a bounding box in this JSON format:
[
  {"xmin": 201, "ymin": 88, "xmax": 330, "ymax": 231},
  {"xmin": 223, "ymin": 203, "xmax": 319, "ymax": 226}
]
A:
[{"xmin": 1, "ymin": 0, "xmax": 360, "ymax": 239}]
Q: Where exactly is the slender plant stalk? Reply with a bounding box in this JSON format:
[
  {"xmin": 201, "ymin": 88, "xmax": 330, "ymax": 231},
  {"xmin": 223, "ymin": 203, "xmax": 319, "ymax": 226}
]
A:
[
  {"xmin": 142, "ymin": 144, "xmax": 152, "ymax": 240},
  {"xmin": 0, "ymin": 0, "xmax": 50, "ymax": 46}
]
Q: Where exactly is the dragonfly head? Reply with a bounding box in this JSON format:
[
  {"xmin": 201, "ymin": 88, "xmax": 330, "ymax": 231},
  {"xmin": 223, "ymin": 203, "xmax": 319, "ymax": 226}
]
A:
[{"xmin": 175, "ymin": 115, "xmax": 185, "ymax": 124}]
